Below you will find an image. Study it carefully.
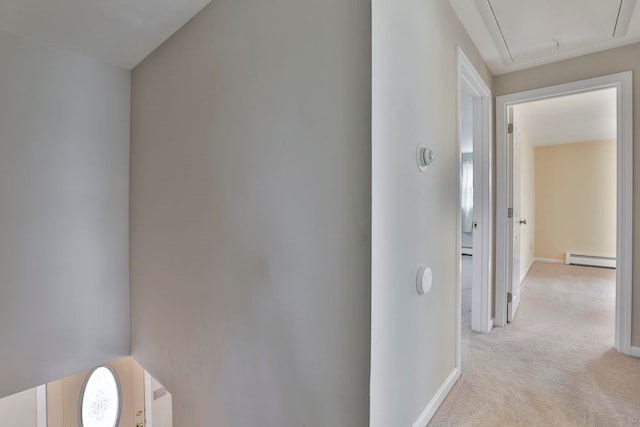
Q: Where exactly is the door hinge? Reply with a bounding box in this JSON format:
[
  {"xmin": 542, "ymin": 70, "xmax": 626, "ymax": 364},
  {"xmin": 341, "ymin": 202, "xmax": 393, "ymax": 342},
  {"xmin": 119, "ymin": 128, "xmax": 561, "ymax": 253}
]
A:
[
  {"xmin": 507, "ymin": 292, "xmax": 513, "ymax": 303},
  {"xmin": 507, "ymin": 123, "xmax": 514, "ymax": 134},
  {"xmin": 507, "ymin": 208, "xmax": 513, "ymax": 218}
]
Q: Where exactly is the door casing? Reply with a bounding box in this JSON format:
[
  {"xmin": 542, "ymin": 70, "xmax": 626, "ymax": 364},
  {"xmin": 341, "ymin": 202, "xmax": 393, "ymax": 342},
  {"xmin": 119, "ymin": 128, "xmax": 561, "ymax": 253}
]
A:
[
  {"xmin": 495, "ymin": 72, "xmax": 633, "ymax": 356},
  {"xmin": 456, "ymin": 47, "xmax": 493, "ymax": 374}
]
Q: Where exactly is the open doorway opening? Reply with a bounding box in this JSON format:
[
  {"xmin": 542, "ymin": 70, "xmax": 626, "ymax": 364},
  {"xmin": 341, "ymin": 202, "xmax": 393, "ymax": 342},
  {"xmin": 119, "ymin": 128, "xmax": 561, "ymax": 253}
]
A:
[
  {"xmin": 496, "ymin": 72, "xmax": 633, "ymax": 356},
  {"xmin": 506, "ymin": 88, "xmax": 617, "ymax": 347},
  {"xmin": 514, "ymin": 89, "xmax": 617, "ymax": 272},
  {"xmin": 456, "ymin": 48, "xmax": 492, "ymax": 373},
  {"xmin": 460, "ymin": 83, "xmax": 474, "ymax": 338},
  {"xmin": 460, "ymin": 87, "xmax": 474, "ymax": 259}
]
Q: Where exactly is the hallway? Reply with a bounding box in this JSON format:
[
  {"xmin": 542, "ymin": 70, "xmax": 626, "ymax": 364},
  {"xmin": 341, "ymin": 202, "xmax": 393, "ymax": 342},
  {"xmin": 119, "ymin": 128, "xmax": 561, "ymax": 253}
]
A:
[{"xmin": 430, "ymin": 261, "xmax": 640, "ymax": 426}]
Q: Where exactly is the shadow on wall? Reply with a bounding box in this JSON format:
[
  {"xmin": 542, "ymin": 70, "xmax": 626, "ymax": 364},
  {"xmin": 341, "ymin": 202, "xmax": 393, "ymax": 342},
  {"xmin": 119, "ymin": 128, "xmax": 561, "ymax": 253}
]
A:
[{"xmin": 0, "ymin": 357, "xmax": 172, "ymax": 427}]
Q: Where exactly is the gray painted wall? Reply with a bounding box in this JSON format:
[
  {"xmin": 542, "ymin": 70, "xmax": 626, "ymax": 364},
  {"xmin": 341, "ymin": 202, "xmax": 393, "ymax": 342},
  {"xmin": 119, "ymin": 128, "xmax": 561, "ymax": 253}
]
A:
[
  {"xmin": 130, "ymin": 0, "xmax": 371, "ymax": 425},
  {"xmin": 0, "ymin": 31, "xmax": 130, "ymax": 398}
]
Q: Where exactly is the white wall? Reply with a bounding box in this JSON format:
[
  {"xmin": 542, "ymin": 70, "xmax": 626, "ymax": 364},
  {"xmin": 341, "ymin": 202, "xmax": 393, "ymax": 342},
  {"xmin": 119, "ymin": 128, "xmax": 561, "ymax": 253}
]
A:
[
  {"xmin": 0, "ymin": 388, "xmax": 37, "ymax": 427},
  {"xmin": 150, "ymin": 376, "xmax": 172, "ymax": 427},
  {"xmin": 371, "ymin": 0, "xmax": 492, "ymax": 425},
  {"xmin": 130, "ymin": 0, "xmax": 371, "ymax": 425},
  {"xmin": 0, "ymin": 30, "xmax": 131, "ymax": 398}
]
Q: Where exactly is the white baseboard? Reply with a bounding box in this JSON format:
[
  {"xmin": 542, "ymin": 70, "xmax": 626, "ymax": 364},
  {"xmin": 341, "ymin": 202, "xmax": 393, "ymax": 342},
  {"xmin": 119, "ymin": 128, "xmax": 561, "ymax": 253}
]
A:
[
  {"xmin": 534, "ymin": 257, "xmax": 563, "ymax": 264},
  {"xmin": 520, "ymin": 258, "xmax": 535, "ymax": 283},
  {"xmin": 631, "ymin": 346, "xmax": 640, "ymax": 358},
  {"xmin": 412, "ymin": 367, "xmax": 459, "ymax": 427},
  {"xmin": 565, "ymin": 252, "xmax": 616, "ymax": 269}
]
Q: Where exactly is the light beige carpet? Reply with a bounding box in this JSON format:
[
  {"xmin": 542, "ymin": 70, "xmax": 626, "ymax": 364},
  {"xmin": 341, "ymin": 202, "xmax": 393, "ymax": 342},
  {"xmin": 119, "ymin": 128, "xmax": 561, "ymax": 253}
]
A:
[{"xmin": 430, "ymin": 260, "xmax": 640, "ymax": 427}]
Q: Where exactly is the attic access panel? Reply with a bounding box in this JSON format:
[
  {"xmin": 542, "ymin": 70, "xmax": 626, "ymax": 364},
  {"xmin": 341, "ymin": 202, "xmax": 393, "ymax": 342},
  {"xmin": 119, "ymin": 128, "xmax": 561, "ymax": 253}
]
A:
[{"xmin": 475, "ymin": 0, "xmax": 637, "ymax": 64}]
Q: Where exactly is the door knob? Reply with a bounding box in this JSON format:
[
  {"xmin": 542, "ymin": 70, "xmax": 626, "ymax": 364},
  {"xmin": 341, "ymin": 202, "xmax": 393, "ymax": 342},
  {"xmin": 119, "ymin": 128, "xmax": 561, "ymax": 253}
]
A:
[{"xmin": 519, "ymin": 219, "xmax": 527, "ymax": 225}]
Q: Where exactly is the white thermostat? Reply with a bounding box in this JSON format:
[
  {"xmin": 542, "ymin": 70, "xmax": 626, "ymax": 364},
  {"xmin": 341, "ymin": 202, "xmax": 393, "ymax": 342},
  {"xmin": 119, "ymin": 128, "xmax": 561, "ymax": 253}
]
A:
[{"xmin": 416, "ymin": 145, "xmax": 434, "ymax": 172}]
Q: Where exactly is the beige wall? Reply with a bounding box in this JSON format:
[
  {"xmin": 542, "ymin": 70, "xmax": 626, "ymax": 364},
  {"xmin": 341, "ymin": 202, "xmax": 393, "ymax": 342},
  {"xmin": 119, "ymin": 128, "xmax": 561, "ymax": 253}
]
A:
[
  {"xmin": 535, "ymin": 140, "xmax": 616, "ymax": 261},
  {"xmin": 130, "ymin": 0, "xmax": 371, "ymax": 425},
  {"xmin": 519, "ymin": 129, "xmax": 536, "ymax": 279},
  {"xmin": 371, "ymin": 0, "xmax": 492, "ymax": 425},
  {"xmin": 493, "ymin": 42, "xmax": 640, "ymax": 346}
]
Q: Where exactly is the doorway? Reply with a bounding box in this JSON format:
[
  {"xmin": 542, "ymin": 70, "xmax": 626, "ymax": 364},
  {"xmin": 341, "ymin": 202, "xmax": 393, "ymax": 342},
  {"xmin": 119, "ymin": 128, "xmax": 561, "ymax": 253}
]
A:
[
  {"xmin": 495, "ymin": 72, "xmax": 633, "ymax": 355},
  {"xmin": 456, "ymin": 47, "xmax": 492, "ymax": 363}
]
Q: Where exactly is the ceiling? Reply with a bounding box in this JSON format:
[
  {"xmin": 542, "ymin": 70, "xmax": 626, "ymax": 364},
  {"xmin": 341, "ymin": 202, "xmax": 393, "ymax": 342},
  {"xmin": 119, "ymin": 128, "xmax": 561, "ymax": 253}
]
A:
[
  {"xmin": 513, "ymin": 88, "xmax": 617, "ymax": 146},
  {"xmin": 0, "ymin": 0, "xmax": 212, "ymax": 69},
  {"xmin": 449, "ymin": 0, "xmax": 640, "ymax": 74}
]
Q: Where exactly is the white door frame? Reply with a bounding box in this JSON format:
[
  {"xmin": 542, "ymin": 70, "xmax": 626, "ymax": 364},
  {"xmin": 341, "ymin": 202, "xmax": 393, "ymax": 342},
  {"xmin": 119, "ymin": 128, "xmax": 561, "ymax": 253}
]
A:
[
  {"xmin": 456, "ymin": 47, "xmax": 493, "ymax": 368},
  {"xmin": 36, "ymin": 385, "xmax": 47, "ymax": 427},
  {"xmin": 495, "ymin": 72, "xmax": 633, "ymax": 356},
  {"xmin": 144, "ymin": 371, "xmax": 154, "ymax": 427}
]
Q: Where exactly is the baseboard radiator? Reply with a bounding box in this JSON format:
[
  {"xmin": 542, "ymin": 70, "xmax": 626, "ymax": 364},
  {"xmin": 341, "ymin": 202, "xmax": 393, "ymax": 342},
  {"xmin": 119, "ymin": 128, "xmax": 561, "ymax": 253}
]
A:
[{"xmin": 565, "ymin": 252, "xmax": 616, "ymax": 269}]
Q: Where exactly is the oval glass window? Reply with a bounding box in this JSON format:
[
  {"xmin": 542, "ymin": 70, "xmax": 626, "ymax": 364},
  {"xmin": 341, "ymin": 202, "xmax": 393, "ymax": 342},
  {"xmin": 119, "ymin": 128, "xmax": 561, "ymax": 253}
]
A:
[{"xmin": 80, "ymin": 366, "xmax": 121, "ymax": 427}]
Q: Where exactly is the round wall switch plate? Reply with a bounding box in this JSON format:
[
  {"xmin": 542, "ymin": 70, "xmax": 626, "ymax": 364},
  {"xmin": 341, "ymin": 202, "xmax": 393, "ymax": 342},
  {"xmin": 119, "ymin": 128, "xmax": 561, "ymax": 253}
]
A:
[{"xmin": 416, "ymin": 266, "xmax": 433, "ymax": 295}]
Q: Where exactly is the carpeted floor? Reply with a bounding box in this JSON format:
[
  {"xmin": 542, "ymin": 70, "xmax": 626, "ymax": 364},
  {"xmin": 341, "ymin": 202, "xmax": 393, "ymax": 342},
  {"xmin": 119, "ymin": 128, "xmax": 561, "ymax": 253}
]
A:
[{"xmin": 430, "ymin": 260, "xmax": 640, "ymax": 426}]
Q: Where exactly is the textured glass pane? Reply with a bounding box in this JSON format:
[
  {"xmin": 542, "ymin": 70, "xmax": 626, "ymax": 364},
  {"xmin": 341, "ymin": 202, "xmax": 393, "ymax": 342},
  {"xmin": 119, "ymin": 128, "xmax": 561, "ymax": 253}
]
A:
[{"xmin": 81, "ymin": 367, "xmax": 120, "ymax": 427}]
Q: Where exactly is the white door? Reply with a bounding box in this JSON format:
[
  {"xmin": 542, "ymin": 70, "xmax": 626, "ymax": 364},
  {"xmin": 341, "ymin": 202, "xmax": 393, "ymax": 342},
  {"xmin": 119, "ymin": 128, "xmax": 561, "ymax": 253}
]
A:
[
  {"xmin": 507, "ymin": 107, "xmax": 522, "ymax": 322},
  {"xmin": 145, "ymin": 372, "xmax": 173, "ymax": 427}
]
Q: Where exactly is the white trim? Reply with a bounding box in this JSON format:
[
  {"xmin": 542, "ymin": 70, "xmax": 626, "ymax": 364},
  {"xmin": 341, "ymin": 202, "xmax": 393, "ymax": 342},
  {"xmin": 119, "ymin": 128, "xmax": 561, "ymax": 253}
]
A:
[
  {"xmin": 455, "ymin": 69, "xmax": 463, "ymax": 374},
  {"xmin": 630, "ymin": 346, "xmax": 640, "ymax": 358},
  {"xmin": 615, "ymin": 71, "xmax": 634, "ymax": 356},
  {"xmin": 520, "ymin": 258, "xmax": 535, "ymax": 283},
  {"xmin": 461, "ymin": 247, "xmax": 473, "ymax": 256},
  {"xmin": 474, "ymin": 89, "xmax": 493, "ymax": 335},
  {"xmin": 565, "ymin": 252, "xmax": 616, "ymax": 269},
  {"xmin": 495, "ymin": 103, "xmax": 508, "ymax": 326},
  {"xmin": 36, "ymin": 385, "xmax": 47, "ymax": 427},
  {"xmin": 456, "ymin": 49, "xmax": 493, "ymax": 377},
  {"xmin": 473, "ymin": 0, "xmax": 512, "ymax": 66},
  {"xmin": 144, "ymin": 371, "xmax": 153, "ymax": 427},
  {"xmin": 614, "ymin": 0, "xmax": 638, "ymax": 37},
  {"xmin": 411, "ymin": 368, "xmax": 460, "ymax": 427},
  {"xmin": 534, "ymin": 257, "xmax": 564, "ymax": 264},
  {"xmin": 453, "ymin": 50, "xmax": 492, "ymax": 426},
  {"xmin": 495, "ymin": 72, "xmax": 633, "ymax": 355}
]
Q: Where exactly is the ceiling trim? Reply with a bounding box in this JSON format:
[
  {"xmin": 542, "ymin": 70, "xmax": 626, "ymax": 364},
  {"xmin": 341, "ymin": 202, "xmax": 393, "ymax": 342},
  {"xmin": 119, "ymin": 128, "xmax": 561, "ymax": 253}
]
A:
[
  {"xmin": 455, "ymin": 0, "xmax": 640, "ymax": 74},
  {"xmin": 475, "ymin": 0, "xmax": 637, "ymax": 66},
  {"xmin": 615, "ymin": 0, "xmax": 638, "ymax": 36},
  {"xmin": 474, "ymin": 0, "xmax": 513, "ymax": 64}
]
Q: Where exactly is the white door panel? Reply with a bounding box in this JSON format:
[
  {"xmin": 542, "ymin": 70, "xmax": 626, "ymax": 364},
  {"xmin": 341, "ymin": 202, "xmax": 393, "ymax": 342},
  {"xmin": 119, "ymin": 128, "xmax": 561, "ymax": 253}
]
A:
[{"xmin": 507, "ymin": 107, "xmax": 522, "ymax": 322}]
